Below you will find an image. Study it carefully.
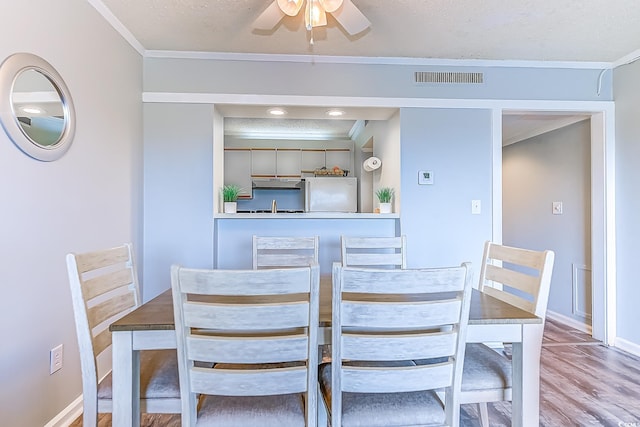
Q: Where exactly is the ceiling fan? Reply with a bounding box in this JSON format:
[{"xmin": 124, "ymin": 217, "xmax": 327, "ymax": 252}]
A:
[{"xmin": 254, "ymin": 0, "xmax": 371, "ymax": 36}]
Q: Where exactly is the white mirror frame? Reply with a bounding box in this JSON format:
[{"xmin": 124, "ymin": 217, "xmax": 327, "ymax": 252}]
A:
[{"xmin": 0, "ymin": 53, "xmax": 75, "ymax": 161}]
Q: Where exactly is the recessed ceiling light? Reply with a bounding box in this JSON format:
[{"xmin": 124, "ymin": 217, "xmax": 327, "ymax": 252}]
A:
[
  {"xmin": 326, "ymin": 109, "xmax": 345, "ymax": 117},
  {"xmin": 268, "ymin": 107, "xmax": 287, "ymax": 116},
  {"xmin": 21, "ymin": 106, "xmax": 44, "ymax": 114}
]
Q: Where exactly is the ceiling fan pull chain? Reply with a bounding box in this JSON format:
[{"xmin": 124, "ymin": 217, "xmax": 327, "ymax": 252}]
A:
[{"xmin": 308, "ymin": 0, "xmax": 314, "ymax": 45}]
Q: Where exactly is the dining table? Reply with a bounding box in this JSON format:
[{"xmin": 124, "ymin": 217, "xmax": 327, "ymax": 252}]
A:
[{"xmin": 110, "ymin": 277, "xmax": 543, "ymax": 427}]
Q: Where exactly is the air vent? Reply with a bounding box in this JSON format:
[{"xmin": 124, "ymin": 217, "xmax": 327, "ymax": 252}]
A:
[{"xmin": 414, "ymin": 71, "xmax": 484, "ymax": 84}]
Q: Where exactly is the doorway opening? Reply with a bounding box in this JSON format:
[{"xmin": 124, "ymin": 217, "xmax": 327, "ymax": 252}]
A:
[{"xmin": 499, "ymin": 110, "xmax": 613, "ymax": 344}]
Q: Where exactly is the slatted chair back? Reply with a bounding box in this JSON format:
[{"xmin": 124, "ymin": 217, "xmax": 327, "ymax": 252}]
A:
[
  {"xmin": 171, "ymin": 264, "xmax": 320, "ymax": 427},
  {"xmin": 67, "ymin": 244, "xmax": 141, "ymax": 424},
  {"xmin": 253, "ymin": 235, "xmax": 319, "ymax": 269},
  {"xmin": 458, "ymin": 241, "xmax": 555, "ymax": 427},
  {"xmin": 340, "ymin": 235, "xmax": 407, "ymax": 269},
  {"xmin": 67, "ymin": 243, "xmax": 181, "ymax": 426},
  {"xmin": 68, "ymin": 244, "xmax": 139, "ymax": 365},
  {"xmin": 327, "ymin": 262, "xmax": 473, "ymax": 427},
  {"xmin": 478, "ymin": 240, "xmax": 555, "ymax": 319}
]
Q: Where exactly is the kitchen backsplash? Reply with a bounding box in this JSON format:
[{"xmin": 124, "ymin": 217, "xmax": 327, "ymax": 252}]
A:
[{"xmin": 236, "ymin": 188, "xmax": 305, "ymax": 212}]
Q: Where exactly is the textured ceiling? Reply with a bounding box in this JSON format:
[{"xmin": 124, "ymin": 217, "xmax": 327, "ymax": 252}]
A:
[{"xmin": 99, "ymin": 0, "xmax": 640, "ymax": 62}]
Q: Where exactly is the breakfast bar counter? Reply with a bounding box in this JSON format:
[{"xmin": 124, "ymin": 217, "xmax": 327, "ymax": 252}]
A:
[
  {"xmin": 214, "ymin": 214, "xmax": 401, "ymax": 273},
  {"xmin": 215, "ymin": 212, "xmax": 400, "ymax": 219}
]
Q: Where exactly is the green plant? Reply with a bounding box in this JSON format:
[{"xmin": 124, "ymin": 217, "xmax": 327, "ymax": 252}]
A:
[
  {"xmin": 376, "ymin": 187, "xmax": 394, "ymax": 203},
  {"xmin": 222, "ymin": 184, "xmax": 242, "ymax": 202}
]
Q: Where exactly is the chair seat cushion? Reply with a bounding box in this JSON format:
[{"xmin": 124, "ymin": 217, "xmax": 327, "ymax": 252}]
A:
[
  {"xmin": 461, "ymin": 343, "xmax": 512, "ymax": 391},
  {"xmin": 98, "ymin": 349, "xmax": 180, "ymax": 399},
  {"xmin": 319, "ymin": 362, "xmax": 446, "ymax": 427},
  {"xmin": 196, "ymin": 394, "xmax": 306, "ymax": 426}
]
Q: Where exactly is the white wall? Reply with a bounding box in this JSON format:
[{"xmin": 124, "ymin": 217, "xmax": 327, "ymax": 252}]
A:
[
  {"xmin": 503, "ymin": 120, "xmax": 592, "ymax": 324},
  {"xmin": 399, "ymin": 108, "xmax": 493, "ymax": 273},
  {"xmin": 373, "ymin": 112, "xmax": 402, "ymax": 213},
  {"xmin": 144, "ymin": 58, "xmax": 612, "ymax": 101},
  {"xmin": 0, "ymin": 1, "xmax": 142, "ymax": 425},
  {"xmin": 143, "ymin": 103, "xmax": 215, "ymax": 300},
  {"xmin": 352, "ymin": 119, "xmax": 396, "ymax": 213},
  {"xmin": 613, "ymin": 60, "xmax": 640, "ymax": 349}
]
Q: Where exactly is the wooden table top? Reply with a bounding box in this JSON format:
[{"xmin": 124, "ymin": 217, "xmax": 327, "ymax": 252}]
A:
[
  {"xmin": 110, "ymin": 277, "xmax": 542, "ymax": 331},
  {"xmin": 110, "ymin": 278, "xmax": 540, "ymax": 332}
]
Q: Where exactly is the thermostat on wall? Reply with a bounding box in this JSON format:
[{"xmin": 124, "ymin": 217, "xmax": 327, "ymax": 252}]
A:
[{"xmin": 418, "ymin": 170, "xmax": 434, "ymax": 185}]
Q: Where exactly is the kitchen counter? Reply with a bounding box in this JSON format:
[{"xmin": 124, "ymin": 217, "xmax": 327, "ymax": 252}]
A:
[{"xmin": 216, "ymin": 212, "xmax": 400, "ymax": 219}]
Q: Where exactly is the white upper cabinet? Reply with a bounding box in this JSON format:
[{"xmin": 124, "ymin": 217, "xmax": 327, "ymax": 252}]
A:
[
  {"xmin": 250, "ymin": 148, "xmax": 302, "ymax": 178},
  {"xmin": 224, "ymin": 144, "xmax": 353, "ymax": 183},
  {"xmin": 276, "ymin": 149, "xmax": 302, "ymax": 177},
  {"xmin": 224, "ymin": 149, "xmax": 252, "ymax": 196},
  {"xmin": 251, "ymin": 149, "xmax": 277, "ymax": 177}
]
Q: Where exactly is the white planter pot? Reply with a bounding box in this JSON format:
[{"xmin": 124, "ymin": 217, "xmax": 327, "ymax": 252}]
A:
[
  {"xmin": 379, "ymin": 202, "xmax": 392, "ymax": 214},
  {"xmin": 224, "ymin": 201, "xmax": 237, "ymax": 213}
]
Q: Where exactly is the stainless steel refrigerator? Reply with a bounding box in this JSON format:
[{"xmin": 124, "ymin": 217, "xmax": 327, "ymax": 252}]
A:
[{"xmin": 304, "ymin": 177, "xmax": 357, "ymax": 212}]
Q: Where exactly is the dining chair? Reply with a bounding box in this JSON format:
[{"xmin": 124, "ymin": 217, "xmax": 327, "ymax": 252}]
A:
[
  {"xmin": 252, "ymin": 235, "xmax": 319, "ymax": 269},
  {"xmin": 458, "ymin": 241, "xmax": 555, "ymax": 426},
  {"xmin": 170, "ymin": 263, "xmax": 320, "ymax": 426},
  {"xmin": 320, "ymin": 262, "xmax": 473, "ymax": 427},
  {"xmin": 66, "ymin": 243, "xmax": 181, "ymax": 427},
  {"xmin": 340, "ymin": 235, "xmax": 406, "ymax": 268}
]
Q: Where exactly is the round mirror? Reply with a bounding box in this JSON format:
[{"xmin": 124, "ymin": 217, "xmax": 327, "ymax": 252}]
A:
[{"xmin": 0, "ymin": 53, "xmax": 75, "ymax": 161}]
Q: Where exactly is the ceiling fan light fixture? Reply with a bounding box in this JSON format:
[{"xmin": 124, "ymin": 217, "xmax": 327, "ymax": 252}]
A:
[
  {"xmin": 305, "ymin": 0, "xmax": 327, "ymax": 28},
  {"xmin": 257, "ymin": 0, "xmax": 370, "ymax": 37}
]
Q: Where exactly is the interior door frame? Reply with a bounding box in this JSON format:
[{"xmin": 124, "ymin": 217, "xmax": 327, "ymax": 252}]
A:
[{"xmin": 492, "ymin": 106, "xmax": 615, "ymax": 345}]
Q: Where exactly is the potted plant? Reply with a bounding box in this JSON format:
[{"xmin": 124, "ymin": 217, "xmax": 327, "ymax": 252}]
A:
[
  {"xmin": 376, "ymin": 187, "xmax": 394, "ymax": 214},
  {"xmin": 222, "ymin": 184, "xmax": 242, "ymax": 213}
]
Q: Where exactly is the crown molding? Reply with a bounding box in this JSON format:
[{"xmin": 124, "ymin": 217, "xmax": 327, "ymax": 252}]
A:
[
  {"xmin": 144, "ymin": 49, "xmax": 612, "ymax": 70},
  {"xmin": 88, "ymin": 0, "xmax": 145, "ymax": 56},
  {"xmin": 612, "ymin": 48, "xmax": 640, "ymax": 68}
]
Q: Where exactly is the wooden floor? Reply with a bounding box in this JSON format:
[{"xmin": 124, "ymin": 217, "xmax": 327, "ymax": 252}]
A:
[{"xmin": 71, "ymin": 318, "xmax": 640, "ymax": 426}]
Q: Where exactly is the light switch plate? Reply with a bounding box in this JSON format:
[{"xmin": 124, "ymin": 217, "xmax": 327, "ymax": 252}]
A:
[
  {"xmin": 552, "ymin": 201, "xmax": 563, "ymax": 215},
  {"xmin": 472, "ymin": 200, "xmax": 481, "ymax": 214},
  {"xmin": 418, "ymin": 170, "xmax": 433, "ymax": 185}
]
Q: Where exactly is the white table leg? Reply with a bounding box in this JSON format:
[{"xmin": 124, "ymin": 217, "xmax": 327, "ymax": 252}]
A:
[
  {"xmin": 512, "ymin": 323, "xmax": 543, "ymax": 427},
  {"xmin": 112, "ymin": 330, "xmax": 141, "ymax": 427}
]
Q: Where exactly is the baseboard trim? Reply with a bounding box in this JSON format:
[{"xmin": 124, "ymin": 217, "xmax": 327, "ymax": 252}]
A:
[
  {"xmin": 45, "ymin": 394, "xmax": 83, "ymax": 427},
  {"xmin": 614, "ymin": 337, "xmax": 640, "ymax": 357},
  {"xmin": 546, "ymin": 310, "xmax": 592, "ymax": 334}
]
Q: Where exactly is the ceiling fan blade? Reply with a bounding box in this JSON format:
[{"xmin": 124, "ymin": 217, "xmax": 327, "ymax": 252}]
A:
[
  {"xmin": 331, "ymin": 0, "xmax": 371, "ymax": 35},
  {"xmin": 254, "ymin": 1, "xmax": 286, "ymax": 30},
  {"xmin": 277, "ymin": 0, "xmax": 304, "ymax": 16},
  {"xmin": 319, "ymin": 0, "xmax": 344, "ymax": 13}
]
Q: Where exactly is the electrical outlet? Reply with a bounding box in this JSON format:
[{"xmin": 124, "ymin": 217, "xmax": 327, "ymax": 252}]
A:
[{"xmin": 50, "ymin": 344, "xmax": 63, "ymax": 374}]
